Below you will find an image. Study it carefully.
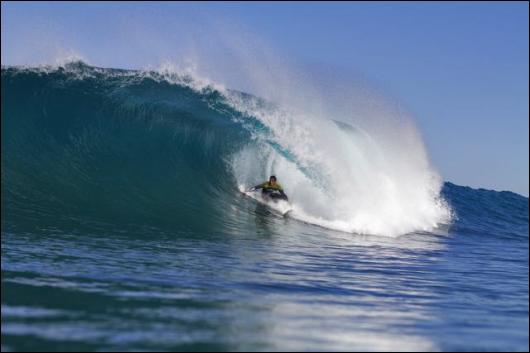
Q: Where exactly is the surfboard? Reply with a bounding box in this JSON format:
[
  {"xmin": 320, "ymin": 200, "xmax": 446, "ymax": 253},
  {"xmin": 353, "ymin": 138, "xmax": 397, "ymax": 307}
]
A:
[
  {"xmin": 241, "ymin": 189, "xmax": 293, "ymax": 217},
  {"xmin": 282, "ymin": 209, "xmax": 293, "ymax": 217}
]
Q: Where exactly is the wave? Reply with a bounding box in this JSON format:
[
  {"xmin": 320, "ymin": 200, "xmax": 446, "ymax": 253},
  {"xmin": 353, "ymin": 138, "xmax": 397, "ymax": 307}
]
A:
[
  {"xmin": 2, "ymin": 62, "xmax": 457, "ymax": 237},
  {"xmin": 442, "ymin": 182, "xmax": 528, "ymax": 239}
]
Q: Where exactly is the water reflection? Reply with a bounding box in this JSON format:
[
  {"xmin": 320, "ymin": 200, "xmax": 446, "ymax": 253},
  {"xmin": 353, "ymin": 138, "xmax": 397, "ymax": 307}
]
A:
[{"xmin": 2, "ymin": 207, "xmax": 450, "ymax": 351}]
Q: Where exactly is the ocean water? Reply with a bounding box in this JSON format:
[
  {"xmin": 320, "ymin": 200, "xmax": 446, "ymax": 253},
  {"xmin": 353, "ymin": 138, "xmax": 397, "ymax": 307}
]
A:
[{"xmin": 1, "ymin": 63, "xmax": 528, "ymax": 351}]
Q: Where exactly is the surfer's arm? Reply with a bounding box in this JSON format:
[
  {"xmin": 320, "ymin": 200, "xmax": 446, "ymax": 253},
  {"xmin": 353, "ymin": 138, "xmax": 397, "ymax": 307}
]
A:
[{"xmin": 248, "ymin": 183, "xmax": 265, "ymax": 192}]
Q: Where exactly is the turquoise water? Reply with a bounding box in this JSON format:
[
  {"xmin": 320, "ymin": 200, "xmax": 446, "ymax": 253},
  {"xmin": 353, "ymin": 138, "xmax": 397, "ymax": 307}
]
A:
[{"xmin": 2, "ymin": 64, "xmax": 528, "ymax": 351}]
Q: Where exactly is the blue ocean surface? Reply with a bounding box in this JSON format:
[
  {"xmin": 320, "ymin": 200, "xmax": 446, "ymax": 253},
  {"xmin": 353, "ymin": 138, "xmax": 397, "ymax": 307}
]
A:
[{"xmin": 1, "ymin": 64, "xmax": 528, "ymax": 351}]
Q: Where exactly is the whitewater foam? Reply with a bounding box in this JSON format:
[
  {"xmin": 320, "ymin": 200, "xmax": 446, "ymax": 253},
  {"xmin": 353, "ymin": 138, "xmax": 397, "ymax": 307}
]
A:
[
  {"xmin": 143, "ymin": 60, "xmax": 452, "ymax": 236},
  {"xmin": 223, "ymin": 92, "xmax": 451, "ymax": 236}
]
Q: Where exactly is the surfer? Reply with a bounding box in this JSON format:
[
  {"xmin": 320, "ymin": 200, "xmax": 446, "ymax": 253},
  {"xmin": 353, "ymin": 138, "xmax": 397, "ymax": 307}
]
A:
[{"xmin": 248, "ymin": 175, "xmax": 288, "ymax": 201}]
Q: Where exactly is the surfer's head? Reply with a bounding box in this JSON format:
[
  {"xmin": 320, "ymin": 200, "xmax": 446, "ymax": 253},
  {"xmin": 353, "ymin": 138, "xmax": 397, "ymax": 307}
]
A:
[{"xmin": 269, "ymin": 175, "xmax": 277, "ymax": 185}]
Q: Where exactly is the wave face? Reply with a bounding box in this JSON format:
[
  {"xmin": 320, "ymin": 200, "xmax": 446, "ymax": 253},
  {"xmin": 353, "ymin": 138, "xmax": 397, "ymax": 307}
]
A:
[
  {"xmin": 2, "ymin": 64, "xmax": 258, "ymax": 235},
  {"xmin": 0, "ymin": 62, "xmax": 481, "ymax": 237}
]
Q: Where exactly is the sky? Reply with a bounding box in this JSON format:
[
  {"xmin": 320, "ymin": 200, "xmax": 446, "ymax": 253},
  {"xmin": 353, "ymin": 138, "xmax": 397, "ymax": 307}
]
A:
[{"xmin": 2, "ymin": 1, "xmax": 529, "ymax": 196}]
